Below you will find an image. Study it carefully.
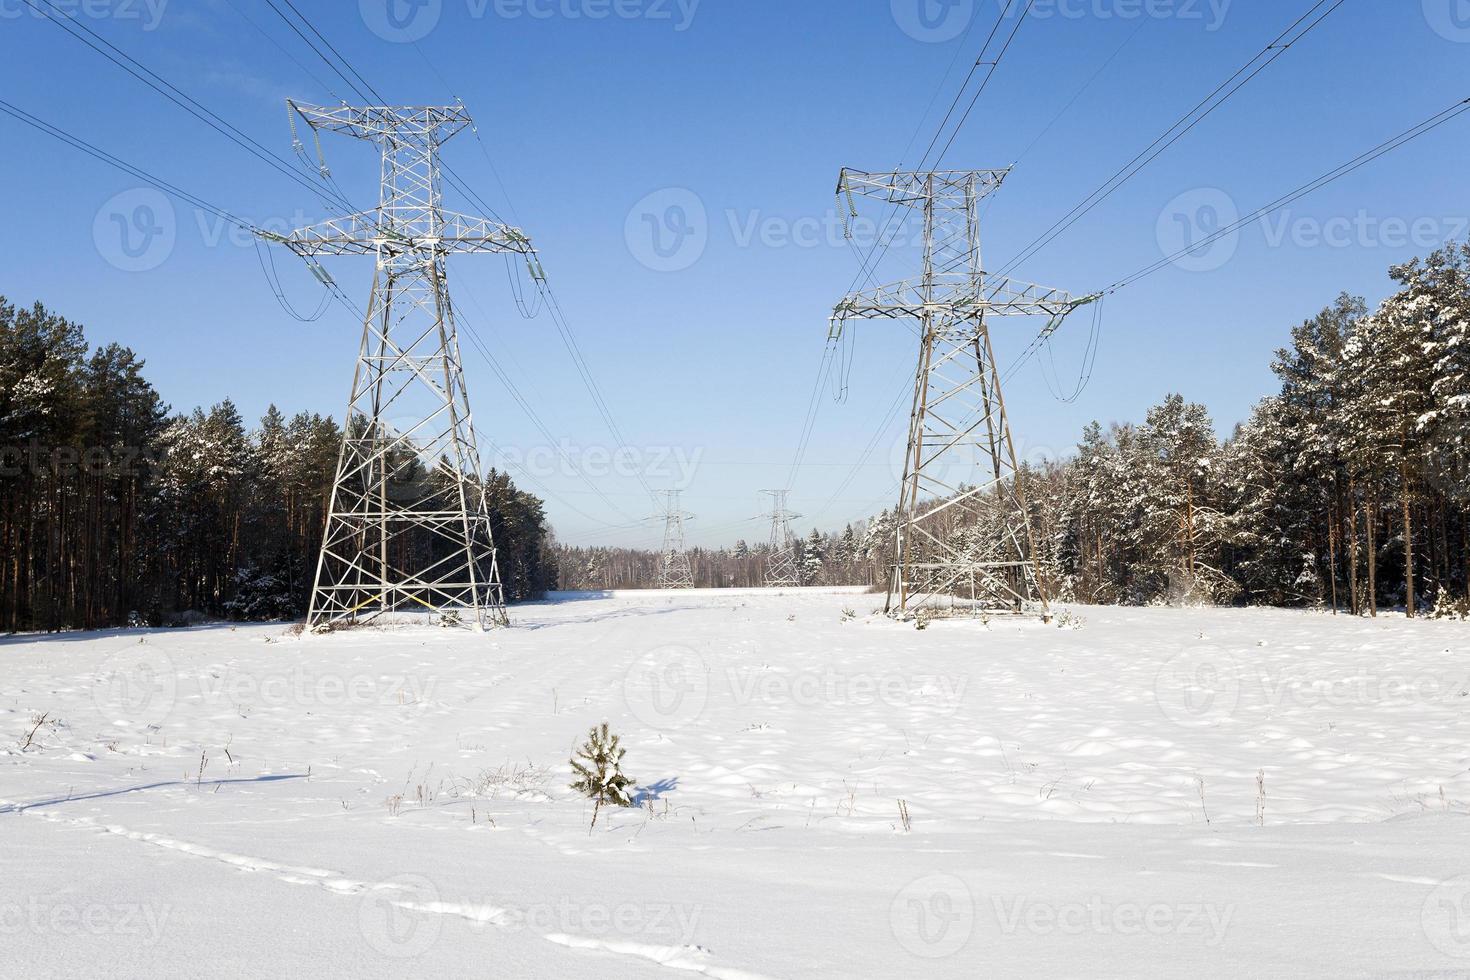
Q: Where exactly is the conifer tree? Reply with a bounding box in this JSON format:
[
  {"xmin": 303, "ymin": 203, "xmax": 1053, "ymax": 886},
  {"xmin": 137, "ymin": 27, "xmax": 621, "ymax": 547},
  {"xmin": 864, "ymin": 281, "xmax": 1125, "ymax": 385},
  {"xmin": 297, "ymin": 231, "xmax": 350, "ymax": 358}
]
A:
[{"xmin": 569, "ymin": 722, "xmax": 635, "ymax": 827}]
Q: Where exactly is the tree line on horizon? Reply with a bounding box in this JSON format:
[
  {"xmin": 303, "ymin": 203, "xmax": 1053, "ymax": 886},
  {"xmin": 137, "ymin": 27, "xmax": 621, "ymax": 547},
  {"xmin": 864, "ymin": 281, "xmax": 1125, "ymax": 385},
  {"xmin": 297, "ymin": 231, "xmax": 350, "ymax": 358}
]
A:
[
  {"xmin": 561, "ymin": 243, "xmax": 1470, "ymax": 618},
  {"xmin": 0, "ymin": 297, "xmax": 555, "ymax": 632},
  {"xmin": 1017, "ymin": 242, "xmax": 1470, "ymax": 616},
  {"xmin": 6, "ymin": 241, "xmax": 1466, "ymax": 628},
  {"xmin": 554, "ymin": 525, "xmax": 878, "ymax": 592}
]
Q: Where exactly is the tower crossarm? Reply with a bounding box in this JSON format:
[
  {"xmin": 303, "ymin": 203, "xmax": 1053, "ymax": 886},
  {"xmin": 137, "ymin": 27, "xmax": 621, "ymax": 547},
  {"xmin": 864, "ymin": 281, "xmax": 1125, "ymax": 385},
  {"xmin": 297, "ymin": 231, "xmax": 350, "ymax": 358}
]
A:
[
  {"xmin": 290, "ymin": 103, "xmax": 472, "ymax": 142},
  {"xmin": 264, "ymin": 210, "xmax": 538, "ymax": 258},
  {"xmin": 829, "ymin": 275, "xmax": 1097, "ymax": 339},
  {"xmin": 838, "ymin": 168, "xmax": 1010, "ymax": 208}
]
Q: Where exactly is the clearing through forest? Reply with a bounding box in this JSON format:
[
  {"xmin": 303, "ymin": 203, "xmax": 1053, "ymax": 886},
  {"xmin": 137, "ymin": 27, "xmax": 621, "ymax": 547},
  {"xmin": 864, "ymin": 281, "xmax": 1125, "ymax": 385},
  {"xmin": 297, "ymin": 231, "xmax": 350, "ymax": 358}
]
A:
[{"xmin": 3, "ymin": 590, "xmax": 1468, "ymax": 977}]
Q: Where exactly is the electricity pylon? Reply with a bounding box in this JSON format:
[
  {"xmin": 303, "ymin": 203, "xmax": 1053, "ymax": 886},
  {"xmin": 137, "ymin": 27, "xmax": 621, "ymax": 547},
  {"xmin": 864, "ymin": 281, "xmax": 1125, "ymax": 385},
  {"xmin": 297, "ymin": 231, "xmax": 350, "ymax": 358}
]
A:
[
  {"xmin": 761, "ymin": 490, "xmax": 801, "ymax": 588},
  {"xmin": 829, "ymin": 168, "xmax": 1095, "ymax": 619},
  {"xmin": 654, "ymin": 490, "xmax": 695, "ymax": 589},
  {"xmin": 268, "ymin": 104, "xmax": 540, "ymax": 631}
]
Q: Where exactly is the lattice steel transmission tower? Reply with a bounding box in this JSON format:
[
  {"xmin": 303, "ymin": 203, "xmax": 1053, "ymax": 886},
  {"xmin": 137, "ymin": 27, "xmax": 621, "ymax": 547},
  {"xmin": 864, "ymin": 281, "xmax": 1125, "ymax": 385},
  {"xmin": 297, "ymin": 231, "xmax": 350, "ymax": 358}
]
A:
[
  {"xmin": 829, "ymin": 168, "xmax": 1095, "ymax": 619},
  {"xmin": 270, "ymin": 104, "xmax": 539, "ymax": 631},
  {"xmin": 655, "ymin": 491, "xmax": 695, "ymax": 589},
  {"xmin": 761, "ymin": 490, "xmax": 801, "ymax": 588}
]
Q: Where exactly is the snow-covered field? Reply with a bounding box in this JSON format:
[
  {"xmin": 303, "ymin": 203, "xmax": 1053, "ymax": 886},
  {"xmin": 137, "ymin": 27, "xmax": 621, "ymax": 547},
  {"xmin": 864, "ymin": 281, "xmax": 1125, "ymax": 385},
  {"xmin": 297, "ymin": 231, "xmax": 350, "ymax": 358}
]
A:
[{"xmin": 3, "ymin": 590, "xmax": 1470, "ymax": 977}]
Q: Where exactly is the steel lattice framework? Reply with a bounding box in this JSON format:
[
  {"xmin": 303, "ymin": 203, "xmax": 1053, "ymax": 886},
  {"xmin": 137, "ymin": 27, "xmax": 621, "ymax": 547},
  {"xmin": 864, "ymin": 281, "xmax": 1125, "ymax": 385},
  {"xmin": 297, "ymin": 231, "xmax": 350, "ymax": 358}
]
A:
[
  {"xmin": 273, "ymin": 104, "xmax": 538, "ymax": 631},
  {"xmin": 829, "ymin": 168, "xmax": 1095, "ymax": 619},
  {"xmin": 761, "ymin": 490, "xmax": 801, "ymax": 588},
  {"xmin": 655, "ymin": 491, "xmax": 695, "ymax": 590}
]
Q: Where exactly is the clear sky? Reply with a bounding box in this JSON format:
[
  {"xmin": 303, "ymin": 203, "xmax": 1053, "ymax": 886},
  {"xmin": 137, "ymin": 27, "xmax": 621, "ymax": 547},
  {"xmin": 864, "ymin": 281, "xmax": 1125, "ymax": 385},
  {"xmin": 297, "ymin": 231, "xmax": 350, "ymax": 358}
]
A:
[{"xmin": 2, "ymin": 0, "xmax": 1466, "ymax": 549}]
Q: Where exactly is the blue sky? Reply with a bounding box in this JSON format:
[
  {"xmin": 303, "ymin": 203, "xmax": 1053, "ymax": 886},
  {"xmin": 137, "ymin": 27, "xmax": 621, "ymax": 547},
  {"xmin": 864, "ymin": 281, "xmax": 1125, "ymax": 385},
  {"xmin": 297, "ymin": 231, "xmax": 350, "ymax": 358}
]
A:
[{"xmin": 2, "ymin": 0, "xmax": 1466, "ymax": 548}]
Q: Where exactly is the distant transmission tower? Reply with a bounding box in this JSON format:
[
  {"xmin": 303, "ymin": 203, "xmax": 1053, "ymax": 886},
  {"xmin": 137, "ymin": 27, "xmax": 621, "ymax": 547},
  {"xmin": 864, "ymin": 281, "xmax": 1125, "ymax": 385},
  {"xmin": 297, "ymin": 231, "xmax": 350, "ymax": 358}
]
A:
[
  {"xmin": 829, "ymin": 169, "xmax": 1095, "ymax": 619},
  {"xmin": 269, "ymin": 104, "xmax": 540, "ymax": 631},
  {"xmin": 654, "ymin": 491, "xmax": 695, "ymax": 589},
  {"xmin": 761, "ymin": 490, "xmax": 801, "ymax": 588}
]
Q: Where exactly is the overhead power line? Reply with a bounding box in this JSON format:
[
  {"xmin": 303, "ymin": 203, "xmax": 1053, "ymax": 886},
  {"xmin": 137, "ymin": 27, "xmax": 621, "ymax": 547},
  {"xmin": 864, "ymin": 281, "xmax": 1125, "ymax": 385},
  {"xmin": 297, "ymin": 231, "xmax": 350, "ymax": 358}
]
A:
[
  {"xmin": 248, "ymin": 1, "xmax": 662, "ymax": 523},
  {"xmin": 996, "ymin": 95, "xmax": 1470, "ymax": 389},
  {"xmin": 841, "ymin": 0, "xmax": 1038, "ymax": 305},
  {"xmin": 21, "ymin": 0, "xmax": 359, "ymax": 215},
  {"xmin": 0, "ymin": 98, "xmax": 252, "ymax": 229},
  {"xmin": 785, "ymin": 0, "xmax": 1039, "ymax": 496},
  {"xmin": 1101, "ymin": 95, "xmax": 1470, "ymax": 293},
  {"xmin": 996, "ymin": 0, "xmax": 1349, "ymax": 279}
]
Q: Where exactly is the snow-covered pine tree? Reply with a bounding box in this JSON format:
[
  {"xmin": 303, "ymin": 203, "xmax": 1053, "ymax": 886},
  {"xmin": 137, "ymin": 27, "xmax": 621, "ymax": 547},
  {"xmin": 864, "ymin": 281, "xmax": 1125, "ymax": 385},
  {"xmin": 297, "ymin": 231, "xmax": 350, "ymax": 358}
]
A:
[
  {"xmin": 1371, "ymin": 280, "xmax": 1436, "ymax": 615},
  {"xmin": 1221, "ymin": 397, "xmax": 1324, "ymax": 605},
  {"xmin": 799, "ymin": 528, "xmax": 826, "ymax": 586},
  {"xmin": 1132, "ymin": 395, "xmax": 1230, "ymax": 604},
  {"xmin": 859, "ymin": 510, "xmax": 895, "ymax": 586},
  {"xmin": 569, "ymin": 722, "xmax": 636, "ymax": 827},
  {"xmin": 1270, "ymin": 295, "xmax": 1362, "ymax": 610},
  {"xmin": 1340, "ymin": 279, "xmax": 1436, "ymax": 616},
  {"xmin": 1396, "ymin": 244, "xmax": 1470, "ymax": 604},
  {"xmin": 1059, "ymin": 421, "xmax": 1122, "ymax": 602}
]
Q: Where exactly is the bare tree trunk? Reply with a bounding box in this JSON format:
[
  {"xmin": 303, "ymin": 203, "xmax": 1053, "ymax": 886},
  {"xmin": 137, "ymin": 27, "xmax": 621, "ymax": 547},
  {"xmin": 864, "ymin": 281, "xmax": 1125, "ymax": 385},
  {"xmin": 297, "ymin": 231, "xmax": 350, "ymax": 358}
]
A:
[
  {"xmin": 1327, "ymin": 507, "xmax": 1339, "ymax": 614},
  {"xmin": 1463, "ymin": 520, "xmax": 1469, "ymax": 601},
  {"xmin": 1401, "ymin": 460, "xmax": 1415, "ymax": 618},
  {"xmin": 1366, "ymin": 486, "xmax": 1379, "ymax": 618},
  {"xmin": 1436, "ymin": 499, "xmax": 1450, "ymax": 600},
  {"xmin": 1185, "ymin": 479, "xmax": 1197, "ymax": 576},
  {"xmin": 1347, "ymin": 480, "xmax": 1361, "ymax": 616}
]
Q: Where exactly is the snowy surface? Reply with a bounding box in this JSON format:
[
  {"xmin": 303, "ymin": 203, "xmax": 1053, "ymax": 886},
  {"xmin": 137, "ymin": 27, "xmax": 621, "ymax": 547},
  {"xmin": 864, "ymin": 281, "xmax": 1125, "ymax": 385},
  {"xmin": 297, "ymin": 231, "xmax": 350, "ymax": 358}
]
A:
[{"xmin": 3, "ymin": 590, "xmax": 1470, "ymax": 977}]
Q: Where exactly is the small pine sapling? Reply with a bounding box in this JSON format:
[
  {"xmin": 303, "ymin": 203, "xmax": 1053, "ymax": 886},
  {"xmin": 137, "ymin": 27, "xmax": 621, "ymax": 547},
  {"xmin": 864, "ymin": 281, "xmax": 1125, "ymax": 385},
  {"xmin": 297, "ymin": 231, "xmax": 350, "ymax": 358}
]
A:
[{"xmin": 569, "ymin": 723, "xmax": 636, "ymax": 829}]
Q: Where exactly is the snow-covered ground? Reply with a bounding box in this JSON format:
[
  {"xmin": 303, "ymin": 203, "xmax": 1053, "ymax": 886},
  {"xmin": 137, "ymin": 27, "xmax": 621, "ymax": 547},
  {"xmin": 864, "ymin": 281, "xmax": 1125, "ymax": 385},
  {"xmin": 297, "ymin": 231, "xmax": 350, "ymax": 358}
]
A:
[{"xmin": 3, "ymin": 590, "xmax": 1469, "ymax": 977}]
